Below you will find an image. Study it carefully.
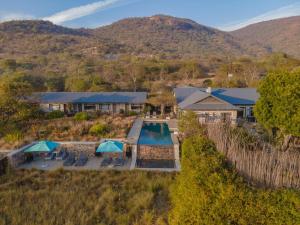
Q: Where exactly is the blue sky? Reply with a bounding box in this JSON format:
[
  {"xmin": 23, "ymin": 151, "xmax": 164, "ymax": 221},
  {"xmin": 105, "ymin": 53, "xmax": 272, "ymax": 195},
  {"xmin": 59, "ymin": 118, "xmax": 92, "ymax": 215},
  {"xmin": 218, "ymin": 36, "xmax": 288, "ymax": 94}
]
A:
[{"xmin": 0, "ymin": 0, "xmax": 300, "ymax": 30}]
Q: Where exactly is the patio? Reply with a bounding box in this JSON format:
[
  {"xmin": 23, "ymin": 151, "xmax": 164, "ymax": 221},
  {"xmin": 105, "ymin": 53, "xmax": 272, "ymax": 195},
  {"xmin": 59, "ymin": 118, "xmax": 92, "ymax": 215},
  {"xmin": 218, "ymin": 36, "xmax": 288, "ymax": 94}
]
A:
[{"xmin": 18, "ymin": 156, "xmax": 132, "ymax": 171}]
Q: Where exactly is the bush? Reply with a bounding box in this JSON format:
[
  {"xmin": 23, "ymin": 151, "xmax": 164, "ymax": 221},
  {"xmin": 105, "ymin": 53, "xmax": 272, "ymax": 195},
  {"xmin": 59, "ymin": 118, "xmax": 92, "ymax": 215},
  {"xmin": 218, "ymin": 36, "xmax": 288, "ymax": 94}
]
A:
[
  {"xmin": 89, "ymin": 123, "xmax": 110, "ymax": 136},
  {"xmin": 128, "ymin": 111, "xmax": 138, "ymax": 116},
  {"xmin": 203, "ymin": 79, "xmax": 213, "ymax": 87},
  {"xmin": 74, "ymin": 112, "xmax": 89, "ymax": 121},
  {"xmin": 169, "ymin": 135, "xmax": 300, "ymax": 225},
  {"xmin": 4, "ymin": 130, "xmax": 24, "ymax": 143},
  {"xmin": 178, "ymin": 111, "xmax": 203, "ymax": 137},
  {"xmin": 46, "ymin": 110, "xmax": 65, "ymax": 120}
]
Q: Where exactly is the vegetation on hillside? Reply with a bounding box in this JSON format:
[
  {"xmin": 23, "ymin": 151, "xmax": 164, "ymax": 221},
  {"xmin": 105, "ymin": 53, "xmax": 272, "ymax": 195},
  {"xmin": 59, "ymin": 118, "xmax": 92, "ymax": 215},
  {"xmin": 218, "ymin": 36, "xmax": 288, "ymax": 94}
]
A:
[
  {"xmin": 0, "ymin": 114, "xmax": 135, "ymax": 150},
  {"xmin": 0, "ymin": 170, "xmax": 174, "ymax": 225},
  {"xmin": 231, "ymin": 16, "xmax": 300, "ymax": 59}
]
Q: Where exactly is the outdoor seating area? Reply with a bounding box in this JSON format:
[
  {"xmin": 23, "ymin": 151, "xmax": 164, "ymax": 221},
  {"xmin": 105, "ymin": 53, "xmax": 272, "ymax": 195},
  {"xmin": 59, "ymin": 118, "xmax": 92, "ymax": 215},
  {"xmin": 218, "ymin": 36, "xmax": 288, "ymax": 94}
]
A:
[{"xmin": 18, "ymin": 140, "xmax": 131, "ymax": 171}]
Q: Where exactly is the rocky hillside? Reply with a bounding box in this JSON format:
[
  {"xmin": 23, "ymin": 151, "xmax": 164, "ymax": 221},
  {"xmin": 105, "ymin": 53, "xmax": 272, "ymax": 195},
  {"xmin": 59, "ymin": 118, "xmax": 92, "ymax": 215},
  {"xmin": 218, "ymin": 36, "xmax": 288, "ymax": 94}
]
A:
[
  {"xmin": 231, "ymin": 16, "xmax": 300, "ymax": 58},
  {"xmin": 93, "ymin": 15, "xmax": 268, "ymax": 58},
  {"xmin": 0, "ymin": 15, "xmax": 269, "ymax": 60}
]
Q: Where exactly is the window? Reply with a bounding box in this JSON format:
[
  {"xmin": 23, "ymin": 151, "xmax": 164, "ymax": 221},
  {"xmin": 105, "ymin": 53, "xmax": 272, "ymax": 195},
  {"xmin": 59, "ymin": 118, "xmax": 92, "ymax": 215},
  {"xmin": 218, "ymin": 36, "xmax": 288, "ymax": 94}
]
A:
[
  {"xmin": 100, "ymin": 104, "xmax": 110, "ymax": 112},
  {"xmin": 248, "ymin": 107, "xmax": 254, "ymax": 117},
  {"xmin": 50, "ymin": 104, "xmax": 60, "ymax": 111},
  {"xmin": 221, "ymin": 113, "xmax": 231, "ymax": 122},
  {"xmin": 84, "ymin": 104, "xmax": 96, "ymax": 111},
  {"xmin": 131, "ymin": 104, "xmax": 143, "ymax": 112}
]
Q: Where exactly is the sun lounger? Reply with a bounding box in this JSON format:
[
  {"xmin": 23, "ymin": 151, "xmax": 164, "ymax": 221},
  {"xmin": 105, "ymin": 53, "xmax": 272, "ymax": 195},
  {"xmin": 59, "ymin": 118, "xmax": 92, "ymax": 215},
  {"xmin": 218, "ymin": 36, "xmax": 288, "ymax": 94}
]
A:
[
  {"xmin": 113, "ymin": 158, "xmax": 125, "ymax": 167},
  {"xmin": 56, "ymin": 150, "xmax": 68, "ymax": 160},
  {"xmin": 101, "ymin": 157, "xmax": 112, "ymax": 167},
  {"xmin": 75, "ymin": 153, "xmax": 88, "ymax": 167},
  {"xmin": 45, "ymin": 152, "xmax": 56, "ymax": 161},
  {"xmin": 63, "ymin": 153, "xmax": 75, "ymax": 166}
]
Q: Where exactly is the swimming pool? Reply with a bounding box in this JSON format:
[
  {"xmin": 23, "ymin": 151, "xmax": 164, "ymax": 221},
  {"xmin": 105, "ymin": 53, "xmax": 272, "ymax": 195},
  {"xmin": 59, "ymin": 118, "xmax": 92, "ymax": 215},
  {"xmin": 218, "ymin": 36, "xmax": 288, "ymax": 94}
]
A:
[{"xmin": 138, "ymin": 122, "xmax": 173, "ymax": 146}]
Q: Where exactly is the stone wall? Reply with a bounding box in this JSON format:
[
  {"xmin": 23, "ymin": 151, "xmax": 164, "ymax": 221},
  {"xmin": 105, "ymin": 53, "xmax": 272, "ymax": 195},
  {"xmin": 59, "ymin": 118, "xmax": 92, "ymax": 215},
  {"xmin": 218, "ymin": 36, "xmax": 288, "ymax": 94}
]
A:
[
  {"xmin": 61, "ymin": 143, "xmax": 98, "ymax": 157},
  {"xmin": 137, "ymin": 145, "xmax": 175, "ymax": 160}
]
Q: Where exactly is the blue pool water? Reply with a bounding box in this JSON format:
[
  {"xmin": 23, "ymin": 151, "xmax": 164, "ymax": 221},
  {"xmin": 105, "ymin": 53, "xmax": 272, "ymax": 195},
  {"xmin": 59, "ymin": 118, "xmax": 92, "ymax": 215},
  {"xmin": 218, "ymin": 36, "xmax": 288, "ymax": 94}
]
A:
[{"xmin": 138, "ymin": 122, "xmax": 173, "ymax": 146}]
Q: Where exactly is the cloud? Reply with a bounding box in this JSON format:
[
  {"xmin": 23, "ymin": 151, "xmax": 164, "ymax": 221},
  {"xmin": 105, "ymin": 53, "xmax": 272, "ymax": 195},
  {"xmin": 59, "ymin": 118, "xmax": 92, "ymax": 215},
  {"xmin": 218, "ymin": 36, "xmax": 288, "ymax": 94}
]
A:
[
  {"xmin": 0, "ymin": 12, "xmax": 35, "ymax": 22},
  {"xmin": 219, "ymin": 2, "xmax": 300, "ymax": 31},
  {"xmin": 43, "ymin": 0, "xmax": 122, "ymax": 24}
]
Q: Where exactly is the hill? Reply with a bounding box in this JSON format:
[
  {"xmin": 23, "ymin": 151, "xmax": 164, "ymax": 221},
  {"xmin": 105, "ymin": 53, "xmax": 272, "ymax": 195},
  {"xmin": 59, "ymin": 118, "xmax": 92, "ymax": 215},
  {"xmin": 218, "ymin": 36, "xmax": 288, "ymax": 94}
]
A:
[
  {"xmin": 231, "ymin": 16, "xmax": 300, "ymax": 58},
  {"xmin": 93, "ymin": 15, "xmax": 268, "ymax": 58},
  {"xmin": 0, "ymin": 20, "xmax": 88, "ymax": 36},
  {"xmin": 0, "ymin": 15, "xmax": 268, "ymax": 60}
]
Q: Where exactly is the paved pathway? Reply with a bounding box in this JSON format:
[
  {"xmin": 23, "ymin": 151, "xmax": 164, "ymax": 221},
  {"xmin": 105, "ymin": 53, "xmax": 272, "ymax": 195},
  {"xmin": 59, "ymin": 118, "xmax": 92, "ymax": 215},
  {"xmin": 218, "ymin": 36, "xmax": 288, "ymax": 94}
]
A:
[{"xmin": 126, "ymin": 117, "xmax": 143, "ymax": 145}]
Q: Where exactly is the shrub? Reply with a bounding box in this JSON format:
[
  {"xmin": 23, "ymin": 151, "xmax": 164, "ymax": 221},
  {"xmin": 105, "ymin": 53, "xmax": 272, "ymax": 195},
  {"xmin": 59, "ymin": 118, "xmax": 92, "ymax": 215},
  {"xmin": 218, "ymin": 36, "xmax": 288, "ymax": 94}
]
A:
[
  {"xmin": 178, "ymin": 111, "xmax": 203, "ymax": 137},
  {"xmin": 89, "ymin": 123, "xmax": 110, "ymax": 136},
  {"xmin": 4, "ymin": 130, "xmax": 24, "ymax": 143},
  {"xmin": 128, "ymin": 111, "xmax": 138, "ymax": 116},
  {"xmin": 46, "ymin": 110, "xmax": 65, "ymax": 120},
  {"xmin": 169, "ymin": 135, "xmax": 300, "ymax": 225},
  {"xmin": 203, "ymin": 79, "xmax": 213, "ymax": 87},
  {"xmin": 74, "ymin": 112, "xmax": 89, "ymax": 121}
]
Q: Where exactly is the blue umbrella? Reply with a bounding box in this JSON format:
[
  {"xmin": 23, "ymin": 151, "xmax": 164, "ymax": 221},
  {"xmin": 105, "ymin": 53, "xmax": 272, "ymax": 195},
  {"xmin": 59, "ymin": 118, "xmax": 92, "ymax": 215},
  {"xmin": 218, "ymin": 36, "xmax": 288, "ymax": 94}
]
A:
[
  {"xmin": 24, "ymin": 141, "xmax": 60, "ymax": 153},
  {"xmin": 96, "ymin": 141, "xmax": 124, "ymax": 153}
]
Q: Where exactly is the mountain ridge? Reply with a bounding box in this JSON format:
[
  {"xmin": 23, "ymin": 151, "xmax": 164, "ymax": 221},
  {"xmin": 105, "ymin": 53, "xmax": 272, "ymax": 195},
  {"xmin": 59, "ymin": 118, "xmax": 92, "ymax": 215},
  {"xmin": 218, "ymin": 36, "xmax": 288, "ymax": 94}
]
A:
[
  {"xmin": 1, "ymin": 14, "xmax": 300, "ymax": 59},
  {"xmin": 231, "ymin": 16, "xmax": 300, "ymax": 58}
]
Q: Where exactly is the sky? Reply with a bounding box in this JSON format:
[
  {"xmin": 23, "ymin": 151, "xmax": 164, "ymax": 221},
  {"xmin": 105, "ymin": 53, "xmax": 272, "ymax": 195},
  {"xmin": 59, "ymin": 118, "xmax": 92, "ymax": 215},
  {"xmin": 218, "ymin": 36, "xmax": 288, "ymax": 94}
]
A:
[{"xmin": 0, "ymin": 0, "xmax": 300, "ymax": 31}]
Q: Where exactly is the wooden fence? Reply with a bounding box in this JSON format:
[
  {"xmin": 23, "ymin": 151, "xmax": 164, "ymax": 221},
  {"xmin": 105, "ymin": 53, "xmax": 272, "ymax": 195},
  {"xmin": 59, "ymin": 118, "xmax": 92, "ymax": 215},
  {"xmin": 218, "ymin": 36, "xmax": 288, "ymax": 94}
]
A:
[{"xmin": 206, "ymin": 123, "xmax": 300, "ymax": 189}]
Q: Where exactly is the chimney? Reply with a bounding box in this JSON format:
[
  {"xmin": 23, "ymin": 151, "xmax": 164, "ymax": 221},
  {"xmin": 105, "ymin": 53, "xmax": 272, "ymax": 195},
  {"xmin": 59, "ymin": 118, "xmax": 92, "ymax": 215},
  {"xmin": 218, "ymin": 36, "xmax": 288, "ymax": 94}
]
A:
[{"xmin": 206, "ymin": 87, "xmax": 212, "ymax": 94}]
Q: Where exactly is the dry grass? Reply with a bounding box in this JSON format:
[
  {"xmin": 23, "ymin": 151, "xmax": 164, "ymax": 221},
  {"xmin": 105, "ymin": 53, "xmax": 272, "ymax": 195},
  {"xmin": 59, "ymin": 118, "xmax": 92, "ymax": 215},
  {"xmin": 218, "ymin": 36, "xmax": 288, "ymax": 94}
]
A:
[
  {"xmin": 0, "ymin": 169, "xmax": 174, "ymax": 225},
  {"xmin": 0, "ymin": 115, "xmax": 135, "ymax": 150}
]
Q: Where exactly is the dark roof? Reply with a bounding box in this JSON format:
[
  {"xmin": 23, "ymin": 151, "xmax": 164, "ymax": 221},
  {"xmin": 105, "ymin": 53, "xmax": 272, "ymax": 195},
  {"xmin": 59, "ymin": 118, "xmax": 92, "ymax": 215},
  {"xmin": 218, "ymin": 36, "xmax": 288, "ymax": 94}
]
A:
[
  {"xmin": 33, "ymin": 92, "xmax": 148, "ymax": 104},
  {"xmin": 183, "ymin": 103, "xmax": 240, "ymax": 111},
  {"xmin": 174, "ymin": 87, "xmax": 259, "ymax": 105},
  {"xmin": 178, "ymin": 90, "xmax": 240, "ymax": 111},
  {"xmin": 178, "ymin": 91, "xmax": 210, "ymax": 109}
]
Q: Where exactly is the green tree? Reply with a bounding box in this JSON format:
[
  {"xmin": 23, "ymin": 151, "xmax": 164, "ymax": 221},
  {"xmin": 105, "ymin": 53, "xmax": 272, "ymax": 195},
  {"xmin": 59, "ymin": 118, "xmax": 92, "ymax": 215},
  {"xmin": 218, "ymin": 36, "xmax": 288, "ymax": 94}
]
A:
[
  {"xmin": 0, "ymin": 74, "xmax": 37, "ymax": 135},
  {"xmin": 254, "ymin": 70, "xmax": 300, "ymax": 149},
  {"xmin": 178, "ymin": 111, "xmax": 203, "ymax": 137},
  {"xmin": 45, "ymin": 73, "xmax": 65, "ymax": 91},
  {"xmin": 148, "ymin": 91, "xmax": 175, "ymax": 116},
  {"xmin": 1, "ymin": 59, "xmax": 17, "ymax": 72},
  {"xmin": 65, "ymin": 76, "xmax": 90, "ymax": 91}
]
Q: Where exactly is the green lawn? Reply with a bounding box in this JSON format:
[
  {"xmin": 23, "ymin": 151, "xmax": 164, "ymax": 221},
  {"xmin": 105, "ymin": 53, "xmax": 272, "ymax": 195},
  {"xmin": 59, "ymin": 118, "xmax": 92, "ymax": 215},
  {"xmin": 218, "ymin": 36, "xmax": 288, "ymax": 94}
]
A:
[{"xmin": 0, "ymin": 169, "xmax": 175, "ymax": 225}]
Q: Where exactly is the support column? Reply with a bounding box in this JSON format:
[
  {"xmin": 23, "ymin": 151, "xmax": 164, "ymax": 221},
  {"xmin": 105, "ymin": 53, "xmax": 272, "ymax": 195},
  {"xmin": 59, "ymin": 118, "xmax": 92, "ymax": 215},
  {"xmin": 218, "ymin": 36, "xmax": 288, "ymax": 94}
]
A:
[
  {"xmin": 130, "ymin": 145, "xmax": 137, "ymax": 170},
  {"xmin": 174, "ymin": 144, "xmax": 181, "ymax": 171}
]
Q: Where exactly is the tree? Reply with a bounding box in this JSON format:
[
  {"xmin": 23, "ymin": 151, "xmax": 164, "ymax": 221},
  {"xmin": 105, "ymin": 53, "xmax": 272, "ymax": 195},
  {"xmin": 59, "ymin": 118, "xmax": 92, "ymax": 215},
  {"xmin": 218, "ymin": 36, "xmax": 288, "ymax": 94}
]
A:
[
  {"xmin": 0, "ymin": 74, "xmax": 37, "ymax": 135},
  {"xmin": 179, "ymin": 60, "xmax": 205, "ymax": 80},
  {"xmin": 1, "ymin": 59, "xmax": 17, "ymax": 72},
  {"xmin": 147, "ymin": 91, "xmax": 175, "ymax": 116},
  {"xmin": 126, "ymin": 59, "xmax": 145, "ymax": 92},
  {"xmin": 45, "ymin": 73, "xmax": 65, "ymax": 91},
  {"xmin": 254, "ymin": 70, "xmax": 300, "ymax": 149},
  {"xmin": 65, "ymin": 76, "xmax": 90, "ymax": 91},
  {"xmin": 178, "ymin": 111, "xmax": 203, "ymax": 138}
]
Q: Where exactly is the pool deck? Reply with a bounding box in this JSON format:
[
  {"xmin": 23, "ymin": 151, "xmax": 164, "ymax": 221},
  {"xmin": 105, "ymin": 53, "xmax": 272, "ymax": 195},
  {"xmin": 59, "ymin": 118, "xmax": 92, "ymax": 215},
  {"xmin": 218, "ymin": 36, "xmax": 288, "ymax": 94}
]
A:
[
  {"xmin": 18, "ymin": 157, "xmax": 131, "ymax": 171},
  {"xmin": 9, "ymin": 117, "xmax": 181, "ymax": 172}
]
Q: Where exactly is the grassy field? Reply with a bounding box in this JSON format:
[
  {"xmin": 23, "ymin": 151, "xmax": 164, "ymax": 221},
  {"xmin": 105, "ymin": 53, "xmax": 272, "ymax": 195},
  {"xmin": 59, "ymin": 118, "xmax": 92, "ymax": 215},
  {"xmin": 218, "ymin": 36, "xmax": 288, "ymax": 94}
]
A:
[{"xmin": 0, "ymin": 169, "xmax": 175, "ymax": 225}]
